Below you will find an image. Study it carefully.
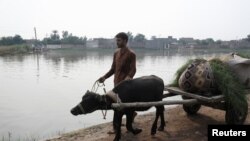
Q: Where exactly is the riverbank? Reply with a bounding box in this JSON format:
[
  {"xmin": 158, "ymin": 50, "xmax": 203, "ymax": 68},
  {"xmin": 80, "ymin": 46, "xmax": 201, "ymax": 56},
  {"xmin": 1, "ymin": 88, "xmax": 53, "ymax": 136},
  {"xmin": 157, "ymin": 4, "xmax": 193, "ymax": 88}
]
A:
[
  {"xmin": 46, "ymin": 95, "xmax": 250, "ymax": 141},
  {"xmin": 0, "ymin": 45, "xmax": 31, "ymax": 55}
]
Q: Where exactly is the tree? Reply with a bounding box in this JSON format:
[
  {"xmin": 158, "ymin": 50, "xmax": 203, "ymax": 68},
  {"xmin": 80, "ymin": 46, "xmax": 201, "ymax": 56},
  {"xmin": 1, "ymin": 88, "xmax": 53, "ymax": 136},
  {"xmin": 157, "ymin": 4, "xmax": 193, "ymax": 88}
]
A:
[
  {"xmin": 0, "ymin": 35, "xmax": 24, "ymax": 45},
  {"xmin": 179, "ymin": 39, "xmax": 187, "ymax": 45},
  {"xmin": 201, "ymin": 40, "xmax": 209, "ymax": 45},
  {"xmin": 13, "ymin": 35, "xmax": 24, "ymax": 44},
  {"xmin": 195, "ymin": 39, "xmax": 201, "ymax": 45},
  {"xmin": 247, "ymin": 34, "xmax": 250, "ymax": 42},
  {"xmin": 151, "ymin": 36, "xmax": 157, "ymax": 40},
  {"xmin": 62, "ymin": 31, "xmax": 69, "ymax": 39},
  {"xmin": 61, "ymin": 31, "xmax": 87, "ymax": 45},
  {"xmin": 50, "ymin": 30, "xmax": 60, "ymax": 40},
  {"xmin": 127, "ymin": 31, "xmax": 133, "ymax": 42},
  {"xmin": 215, "ymin": 40, "xmax": 222, "ymax": 45},
  {"xmin": 206, "ymin": 38, "xmax": 214, "ymax": 44},
  {"xmin": 47, "ymin": 30, "xmax": 60, "ymax": 44},
  {"xmin": 134, "ymin": 33, "xmax": 146, "ymax": 42},
  {"xmin": 0, "ymin": 37, "xmax": 13, "ymax": 45}
]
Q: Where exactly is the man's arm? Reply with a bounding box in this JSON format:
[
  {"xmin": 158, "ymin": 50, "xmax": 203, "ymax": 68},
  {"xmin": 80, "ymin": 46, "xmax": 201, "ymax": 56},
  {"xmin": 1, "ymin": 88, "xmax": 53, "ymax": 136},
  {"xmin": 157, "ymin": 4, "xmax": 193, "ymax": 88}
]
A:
[
  {"xmin": 103, "ymin": 52, "xmax": 116, "ymax": 79},
  {"xmin": 126, "ymin": 52, "xmax": 136, "ymax": 79}
]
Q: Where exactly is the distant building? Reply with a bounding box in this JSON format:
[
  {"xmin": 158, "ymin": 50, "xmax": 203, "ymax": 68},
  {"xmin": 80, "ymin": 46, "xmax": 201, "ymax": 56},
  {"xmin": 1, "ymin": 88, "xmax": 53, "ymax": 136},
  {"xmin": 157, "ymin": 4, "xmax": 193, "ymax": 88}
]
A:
[
  {"xmin": 145, "ymin": 36, "xmax": 177, "ymax": 49},
  {"xmin": 238, "ymin": 40, "xmax": 250, "ymax": 48},
  {"xmin": 128, "ymin": 41, "xmax": 145, "ymax": 48},
  {"xmin": 61, "ymin": 44, "xmax": 85, "ymax": 48},
  {"xmin": 46, "ymin": 44, "xmax": 61, "ymax": 49},
  {"xmin": 86, "ymin": 38, "xmax": 115, "ymax": 48},
  {"xmin": 86, "ymin": 39, "xmax": 99, "ymax": 48},
  {"xmin": 179, "ymin": 37, "xmax": 194, "ymax": 43},
  {"xmin": 179, "ymin": 37, "xmax": 197, "ymax": 48}
]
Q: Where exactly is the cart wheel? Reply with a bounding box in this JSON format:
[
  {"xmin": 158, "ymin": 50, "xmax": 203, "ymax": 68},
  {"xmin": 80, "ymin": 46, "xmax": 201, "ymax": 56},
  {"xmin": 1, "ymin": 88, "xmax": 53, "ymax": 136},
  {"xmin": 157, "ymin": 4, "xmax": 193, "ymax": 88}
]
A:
[
  {"xmin": 225, "ymin": 103, "xmax": 248, "ymax": 125},
  {"xmin": 182, "ymin": 96, "xmax": 201, "ymax": 115},
  {"xmin": 183, "ymin": 104, "xmax": 201, "ymax": 115}
]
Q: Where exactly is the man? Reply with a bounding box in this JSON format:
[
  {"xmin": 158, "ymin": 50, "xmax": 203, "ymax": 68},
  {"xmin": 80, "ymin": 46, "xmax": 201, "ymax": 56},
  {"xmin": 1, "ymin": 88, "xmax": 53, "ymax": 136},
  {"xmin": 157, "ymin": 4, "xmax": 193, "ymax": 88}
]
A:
[
  {"xmin": 98, "ymin": 32, "xmax": 136, "ymax": 86},
  {"xmin": 98, "ymin": 32, "xmax": 137, "ymax": 134}
]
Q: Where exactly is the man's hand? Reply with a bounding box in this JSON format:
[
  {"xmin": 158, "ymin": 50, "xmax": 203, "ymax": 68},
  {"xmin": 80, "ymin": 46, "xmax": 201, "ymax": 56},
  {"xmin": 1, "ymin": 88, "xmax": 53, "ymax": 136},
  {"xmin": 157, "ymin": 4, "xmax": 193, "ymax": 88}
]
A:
[
  {"xmin": 125, "ymin": 76, "xmax": 132, "ymax": 80},
  {"xmin": 98, "ymin": 76, "xmax": 105, "ymax": 83}
]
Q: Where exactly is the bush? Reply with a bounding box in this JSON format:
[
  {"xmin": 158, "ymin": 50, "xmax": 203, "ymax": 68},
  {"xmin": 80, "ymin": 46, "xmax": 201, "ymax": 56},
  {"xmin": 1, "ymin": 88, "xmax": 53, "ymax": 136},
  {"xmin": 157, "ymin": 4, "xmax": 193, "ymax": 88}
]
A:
[{"xmin": 0, "ymin": 45, "xmax": 31, "ymax": 55}]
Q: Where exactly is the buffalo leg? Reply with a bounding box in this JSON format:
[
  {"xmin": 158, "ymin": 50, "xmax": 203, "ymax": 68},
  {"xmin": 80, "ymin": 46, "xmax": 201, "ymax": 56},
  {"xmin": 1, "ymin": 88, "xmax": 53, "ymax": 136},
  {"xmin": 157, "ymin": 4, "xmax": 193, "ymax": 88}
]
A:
[
  {"xmin": 151, "ymin": 107, "xmax": 160, "ymax": 135},
  {"xmin": 113, "ymin": 111, "xmax": 118, "ymax": 132},
  {"xmin": 158, "ymin": 106, "xmax": 165, "ymax": 131},
  {"xmin": 125, "ymin": 111, "xmax": 142, "ymax": 135},
  {"xmin": 114, "ymin": 111, "xmax": 123, "ymax": 141},
  {"xmin": 151, "ymin": 106, "xmax": 165, "ymax": 134}
]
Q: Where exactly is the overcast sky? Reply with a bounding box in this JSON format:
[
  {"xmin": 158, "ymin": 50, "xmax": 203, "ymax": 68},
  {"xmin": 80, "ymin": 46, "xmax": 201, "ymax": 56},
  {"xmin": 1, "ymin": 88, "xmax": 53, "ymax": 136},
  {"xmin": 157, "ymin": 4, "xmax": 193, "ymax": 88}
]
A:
[{"xmin": 0, "ymin": 0, "xmax": 250, "ymax": 40}]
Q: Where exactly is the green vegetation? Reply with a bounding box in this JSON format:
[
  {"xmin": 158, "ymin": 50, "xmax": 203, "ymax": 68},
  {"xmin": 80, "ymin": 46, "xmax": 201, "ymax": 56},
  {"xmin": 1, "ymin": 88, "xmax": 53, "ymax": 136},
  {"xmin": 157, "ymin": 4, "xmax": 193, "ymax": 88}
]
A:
[
  {"xmin": 43, "ymin": 30, "xmax": 87, "ymax": 45},
  {"xmin": 169, "ymin": 59, "xmax": 194, "ymax": 87},
  {"xmin": 1, "ymin": 129, "xmax": 65, "ymax": 141},
  {"xmin": 169, "ymin": 58, "xmax": 248, "ymax": 120},
  {"xmin": 209, "ymin": 59, "xmax": 247, "ymax": 118},
  {"xmin": 0, "ymin": 35, "xmax": 25, "ymax": 46},
  {"xmin": 0, "ymin": 45, "xmax": 31, "ymax": 55},
  {"xmin": 0, "ymin": 35, "xmax": 31, "ymax": 55},
  {"xmin": 246, "ymin": 34, "xmax": 250, "ymax": 42}
]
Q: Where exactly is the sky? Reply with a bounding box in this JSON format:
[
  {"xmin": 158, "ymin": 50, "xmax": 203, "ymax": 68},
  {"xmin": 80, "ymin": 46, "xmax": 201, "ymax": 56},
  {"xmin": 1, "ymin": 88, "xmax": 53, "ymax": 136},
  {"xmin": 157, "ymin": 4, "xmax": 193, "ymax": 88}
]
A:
[{"xmin": 0, "ymin": 0, "xmax": 250, "ymax": 40}]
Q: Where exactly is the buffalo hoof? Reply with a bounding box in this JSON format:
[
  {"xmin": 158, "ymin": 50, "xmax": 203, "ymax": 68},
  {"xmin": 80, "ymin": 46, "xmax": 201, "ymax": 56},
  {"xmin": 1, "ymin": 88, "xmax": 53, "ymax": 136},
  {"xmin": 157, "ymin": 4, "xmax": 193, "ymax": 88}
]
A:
[
  {"xmin": 133, "ymin": 128, "xmax": 142, "ymax": 135},
  {"xmin": 151, "ymin": 130, "xmax": 156, "ymax": 135},
  {"xmin": 113, "ymin": 136, "xmax": 120, "ymax": 141},
  {"xmin": 158, "ymin": 126, "xmax": 164, "ymax": 131}
]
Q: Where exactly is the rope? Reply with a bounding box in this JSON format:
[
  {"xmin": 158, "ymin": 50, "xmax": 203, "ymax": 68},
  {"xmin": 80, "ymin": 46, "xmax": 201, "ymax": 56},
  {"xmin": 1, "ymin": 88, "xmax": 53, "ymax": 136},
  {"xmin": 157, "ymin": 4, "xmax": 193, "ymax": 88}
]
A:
[
  {"xmin": 91, "ymin": 81, "xmax": 105, "ymax": 92},
  {"xmin": 91, "ymin": 81, "xmax": 107, "ymax": 119},
  {"xmin": 101, "ymin": 97, "xmax": 108, "ymax": 119}
]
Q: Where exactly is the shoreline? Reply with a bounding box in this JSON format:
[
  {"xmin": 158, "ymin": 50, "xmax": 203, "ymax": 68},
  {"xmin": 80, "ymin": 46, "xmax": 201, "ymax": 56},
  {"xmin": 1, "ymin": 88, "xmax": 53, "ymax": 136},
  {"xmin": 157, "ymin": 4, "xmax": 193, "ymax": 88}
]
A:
[{"xmin": 46, "ymin": 96, "xmax": 250, "ymax": 141}]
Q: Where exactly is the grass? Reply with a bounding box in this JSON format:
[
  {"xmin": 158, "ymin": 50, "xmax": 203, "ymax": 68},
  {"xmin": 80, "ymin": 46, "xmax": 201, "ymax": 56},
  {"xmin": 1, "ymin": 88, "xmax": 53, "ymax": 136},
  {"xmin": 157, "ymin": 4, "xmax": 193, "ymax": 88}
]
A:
[
  {"xmin": 0, "ymin": 45, "xmax": 31, "ymax": 55},
  {"xmin": 1, "ymin": 133, "xmax": 39, "ymax": 141},
  {"xmin": 168, "ymin": 59, "xmax": 194, "ymax": 87},
  {"xmin": 169, "ymin": 58, "xmax": 248, "ymax": 118},
  {"xmin": 209, "ymin": 59, "xmax": 247, "ymax": 115},
  {"xmin": 1, "ymin": 129, "xmax": 66, "ymax": 141}
]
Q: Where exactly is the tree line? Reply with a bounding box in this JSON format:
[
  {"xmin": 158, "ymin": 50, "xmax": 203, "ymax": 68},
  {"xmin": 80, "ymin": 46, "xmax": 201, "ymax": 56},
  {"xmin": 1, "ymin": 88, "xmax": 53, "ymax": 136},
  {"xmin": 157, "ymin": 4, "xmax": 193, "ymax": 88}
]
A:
[
  {"xmin": 1, "ymin": 30, "xmax": 250, "ymax": 46},
  {"xmin": 0, "ymin": 30, "xmax": 88, "ymax": 46},
  {"xmin": 42, "ymin": 30, "xmax": 87, "ymax": 45},
  {"xmin": 0, "ymin": 35, "xmax": 25, "ymax": 45}
]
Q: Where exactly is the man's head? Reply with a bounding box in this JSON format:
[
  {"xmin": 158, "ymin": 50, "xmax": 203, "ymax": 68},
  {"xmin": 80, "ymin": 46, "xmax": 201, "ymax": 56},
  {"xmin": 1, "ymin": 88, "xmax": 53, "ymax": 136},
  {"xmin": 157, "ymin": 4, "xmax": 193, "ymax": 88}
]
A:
[{"xmin": 115, "ymin": 32, "xmax": 128, "ymax": 48}]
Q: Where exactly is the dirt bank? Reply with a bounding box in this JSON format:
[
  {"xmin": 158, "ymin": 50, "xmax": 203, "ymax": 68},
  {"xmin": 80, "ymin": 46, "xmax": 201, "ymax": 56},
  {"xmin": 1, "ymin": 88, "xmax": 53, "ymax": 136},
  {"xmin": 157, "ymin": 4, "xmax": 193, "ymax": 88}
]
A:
[{"xmin": 47, "ymin": 96, "xmax": 250, "ymax": 141}]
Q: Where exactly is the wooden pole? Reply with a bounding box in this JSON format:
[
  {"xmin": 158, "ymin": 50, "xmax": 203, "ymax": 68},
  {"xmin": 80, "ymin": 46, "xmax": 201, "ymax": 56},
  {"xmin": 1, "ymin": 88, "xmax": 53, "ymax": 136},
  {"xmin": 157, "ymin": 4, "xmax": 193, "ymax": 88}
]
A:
[
  {"xmin": 162, "ymin": 92, "xmax": 178, "ymax": 98},
  {"xmin": 166, "ymin": 87, "xmax": 224, "ymax": 102},
  {"xmin": 112, "ymin": 99, "xmax": 198, "ymax": 109},
  {"xmin": 34, "ymin": 27, "xmax": 37, "ymax": 40}
]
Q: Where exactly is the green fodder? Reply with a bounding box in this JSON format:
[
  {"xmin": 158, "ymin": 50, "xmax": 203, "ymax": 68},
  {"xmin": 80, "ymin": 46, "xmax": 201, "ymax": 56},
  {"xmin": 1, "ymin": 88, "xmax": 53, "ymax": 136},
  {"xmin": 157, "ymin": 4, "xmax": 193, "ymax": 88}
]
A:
[
  {"xmin": 209, "ymin": 59, "xmax": 247, "ymax": 115},
  {"xmin": 168, "ymin": 59, "xmax": 194, "ymax": 87}
]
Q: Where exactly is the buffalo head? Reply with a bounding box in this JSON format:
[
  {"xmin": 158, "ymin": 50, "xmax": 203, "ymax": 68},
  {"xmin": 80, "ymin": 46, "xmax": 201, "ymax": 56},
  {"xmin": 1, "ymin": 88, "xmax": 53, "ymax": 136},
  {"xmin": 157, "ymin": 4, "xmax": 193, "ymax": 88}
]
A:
[{"xmin": 70, "ymin": 90, "xmax": 104, "ymax": 116}]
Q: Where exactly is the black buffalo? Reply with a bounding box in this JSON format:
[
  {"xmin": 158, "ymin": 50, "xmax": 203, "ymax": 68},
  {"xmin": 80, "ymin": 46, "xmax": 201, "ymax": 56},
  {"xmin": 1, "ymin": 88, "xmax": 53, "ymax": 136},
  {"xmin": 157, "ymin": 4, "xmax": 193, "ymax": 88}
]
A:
[{"xmin": 71, "ymin": 75, "xmax": 165, "ymax": 141}]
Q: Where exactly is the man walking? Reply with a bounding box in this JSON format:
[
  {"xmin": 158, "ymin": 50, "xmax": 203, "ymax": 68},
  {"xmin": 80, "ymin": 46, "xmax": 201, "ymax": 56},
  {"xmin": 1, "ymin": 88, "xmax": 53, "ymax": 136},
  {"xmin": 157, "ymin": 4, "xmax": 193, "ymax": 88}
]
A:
[
  {"xmin": 98, "ymin": 32, "xmax": 136, "ymax": 134},
  {"xmin": 98, "ymin": 32, "xmax": 136, "ymax": 86}
]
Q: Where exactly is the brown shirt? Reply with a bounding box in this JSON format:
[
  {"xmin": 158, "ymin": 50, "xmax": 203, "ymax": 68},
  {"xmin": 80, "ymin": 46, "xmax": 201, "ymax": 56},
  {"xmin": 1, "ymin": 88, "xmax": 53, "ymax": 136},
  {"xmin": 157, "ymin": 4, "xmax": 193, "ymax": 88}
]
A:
[{"xmin": 104, "ymin": 47, "xmax": 136, "ymax": 86}]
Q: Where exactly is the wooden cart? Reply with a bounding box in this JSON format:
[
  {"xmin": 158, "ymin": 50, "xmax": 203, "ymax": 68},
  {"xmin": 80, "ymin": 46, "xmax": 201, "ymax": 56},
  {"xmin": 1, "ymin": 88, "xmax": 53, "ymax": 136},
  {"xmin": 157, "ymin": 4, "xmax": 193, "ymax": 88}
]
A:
[
  {"xmin": 166, "ymin": 87, "xmax": 249, "ymax": 124},
  {"xmin": 112, "ymin": 87, "xmax": 249, "ymax": 124}
]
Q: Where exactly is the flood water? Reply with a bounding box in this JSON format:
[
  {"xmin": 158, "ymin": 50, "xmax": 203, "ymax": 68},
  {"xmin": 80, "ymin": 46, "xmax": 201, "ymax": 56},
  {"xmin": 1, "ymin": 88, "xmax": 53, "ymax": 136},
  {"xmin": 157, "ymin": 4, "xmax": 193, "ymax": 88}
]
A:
[{"xmin": 0, "ymin": 48, "xmax": 243, "ymax": 140}]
